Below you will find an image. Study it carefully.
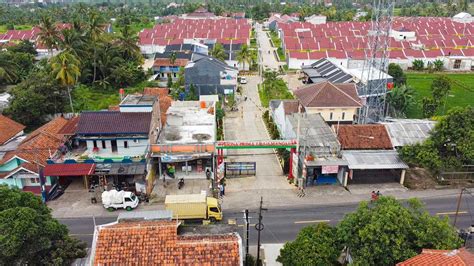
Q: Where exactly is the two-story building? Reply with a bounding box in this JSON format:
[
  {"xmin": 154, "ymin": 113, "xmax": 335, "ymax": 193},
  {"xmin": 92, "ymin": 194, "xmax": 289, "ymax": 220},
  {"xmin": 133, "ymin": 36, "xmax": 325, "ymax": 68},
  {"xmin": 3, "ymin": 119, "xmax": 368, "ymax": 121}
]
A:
[{"xmin": 293, "ymin": 81, "xmax": 362, "ymax": 125}]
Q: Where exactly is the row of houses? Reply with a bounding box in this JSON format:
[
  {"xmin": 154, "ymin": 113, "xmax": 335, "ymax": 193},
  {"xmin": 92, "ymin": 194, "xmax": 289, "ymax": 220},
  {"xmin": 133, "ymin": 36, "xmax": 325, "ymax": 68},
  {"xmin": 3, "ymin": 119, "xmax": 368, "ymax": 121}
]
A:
[
  {"xmin": 270, "ymin": 80, "xmax": 436, "ymax": 187},
  {"xmin": 0, "ymin": 89, "xmax": 218, "ymax": 199},
  {"xmin": 274, "ymin": 14, "xmax": 474, "ymax": 70}
]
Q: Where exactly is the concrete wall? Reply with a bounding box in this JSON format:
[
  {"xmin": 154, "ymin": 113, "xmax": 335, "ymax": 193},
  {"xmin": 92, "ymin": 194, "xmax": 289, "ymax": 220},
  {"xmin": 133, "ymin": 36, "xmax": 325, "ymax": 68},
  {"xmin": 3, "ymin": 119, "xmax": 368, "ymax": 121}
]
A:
[
  {"xmin": 271, "ymin": 103, "xmax": 288, "ymax": 138},
  {"xmin": 306, "ymin": 107, "xmax": 358, "ymax": 123},
  {"xmin": 85, "ymin": 138, "xmax": 148, "ymax": 157}
]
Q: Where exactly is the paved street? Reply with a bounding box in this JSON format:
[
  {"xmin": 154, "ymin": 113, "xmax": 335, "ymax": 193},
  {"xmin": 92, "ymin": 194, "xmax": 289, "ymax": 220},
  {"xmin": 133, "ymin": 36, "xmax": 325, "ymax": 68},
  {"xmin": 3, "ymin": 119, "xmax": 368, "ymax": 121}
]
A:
[
  {"xmin": 255, "ymin": 23, "xmax": 283, "ymax": 71},
  {"xmin": 60, "ymin": 193, "xmax": 474, "ymax": 248}
]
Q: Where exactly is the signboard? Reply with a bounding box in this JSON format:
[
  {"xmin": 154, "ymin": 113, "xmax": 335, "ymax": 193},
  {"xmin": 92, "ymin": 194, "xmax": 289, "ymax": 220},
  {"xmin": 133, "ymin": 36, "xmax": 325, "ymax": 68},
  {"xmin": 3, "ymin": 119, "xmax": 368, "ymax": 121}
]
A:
[
  {"xmin": 322, "ymin": 165, "xmax": 339, "ymax": 174},
  {"xmin": 220, "ymin": 70, "xmax": 238, "ymax": 85},
  {"xmin": 161, "ymin": 154, "xmax": 195, "ymax": 163},
  {"xmin": 225, "ymin": 162, "xmax": 256, "ymax": 177},
  {"xmin": 217, "ymin": 140, "xmax": 297, "ymax": 149}
]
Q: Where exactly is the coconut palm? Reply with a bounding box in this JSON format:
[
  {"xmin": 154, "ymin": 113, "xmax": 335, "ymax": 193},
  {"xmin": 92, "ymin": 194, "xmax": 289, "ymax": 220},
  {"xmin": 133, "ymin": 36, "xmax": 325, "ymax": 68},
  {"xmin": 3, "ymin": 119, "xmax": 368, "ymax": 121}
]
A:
[
  {"xmin": 85, "ymin": 11, "xmax": 105, "ymax": 82},
  {"xmin": 0, "ymin": 57, "xmax": 18, "ymax": 84},
  {"xmin": 59, "ymin": 28, "xmax": 85, "ymax": 57},
  {"xmin": 386, "ymin": 85, "xmax": 415, "ymax": 117},
  {"xmin": 37, "ymin": 15, "xmax": 60, "ymax": 58},
  {"xmin": 237, "ymin": 44, "xmax": 251, "ymax": 71},
  {"xmin": 51, "ymin": 51, "xmax": 81, "ymax": 113},
  {"xmin": 210, "ymin": 43, "xmax": 227, "ymax": 62},
  {"xmin": 117, "ymin": 24, "xmax": 143, "ymax": 63}
]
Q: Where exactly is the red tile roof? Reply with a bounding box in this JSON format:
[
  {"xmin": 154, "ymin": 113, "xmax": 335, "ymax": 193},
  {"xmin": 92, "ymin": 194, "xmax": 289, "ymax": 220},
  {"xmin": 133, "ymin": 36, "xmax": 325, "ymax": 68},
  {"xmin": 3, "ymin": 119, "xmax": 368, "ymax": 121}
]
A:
[
  {"xmin": 57, "ymin": 116, "xmax": 80, "ymax": 135},
  {"xmin": 397, "ymin": 248, "xmax": 474, "ymax": 266},
  {"xmin": 0, "ymin": 115, "xmax": 25, "ymax": 145},
  {"xmin": 294, "ymin": 81, "xmax": 362, "ymax": 108},
  {"xmin": 336, "ymin": 124, "xmax": 393, "ymax": 150},
  {"xmin": 93, "ymin": 221, "xmax": 241, "ymax": 265},
  {"xmin": 43, "ymin": 163, "xmax": 95, "ymax": 177}
]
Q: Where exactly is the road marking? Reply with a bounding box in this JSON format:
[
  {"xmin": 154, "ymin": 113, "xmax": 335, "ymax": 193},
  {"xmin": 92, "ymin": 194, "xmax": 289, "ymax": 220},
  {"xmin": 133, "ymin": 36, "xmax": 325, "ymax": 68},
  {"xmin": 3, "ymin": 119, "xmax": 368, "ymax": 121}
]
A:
[
  {"xmin": 294, "ymin": 220, "xmax": 330, "ymax": 224},
  {"xmin": 436, "ymin": 211, "xmax": 468, "ymax": 216},
  {"xmin": 238, "ymin": 224, "xmax": 256, "ymax": 227}
]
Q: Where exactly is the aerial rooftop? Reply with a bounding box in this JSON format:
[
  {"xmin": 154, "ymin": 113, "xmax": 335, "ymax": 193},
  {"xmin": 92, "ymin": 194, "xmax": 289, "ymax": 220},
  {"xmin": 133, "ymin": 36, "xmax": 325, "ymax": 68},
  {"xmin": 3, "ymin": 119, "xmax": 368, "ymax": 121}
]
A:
[{"xmin": 119, "ymin": 94, "xmax": 157, "ymax": 106}]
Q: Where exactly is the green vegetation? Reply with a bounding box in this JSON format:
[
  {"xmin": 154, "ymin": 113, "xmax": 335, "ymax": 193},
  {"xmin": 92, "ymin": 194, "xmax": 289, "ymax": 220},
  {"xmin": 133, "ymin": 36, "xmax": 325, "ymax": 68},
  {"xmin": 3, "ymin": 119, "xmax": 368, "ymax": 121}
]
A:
[
  {"xmin": 276, "ymin": 47, "xmax": 286, "ymax": 61},
  {"xmin": 400, "ymin": 106, "xmax": 473, "ymax": 173},
  {"xmin": 405, "ymin": 73, "xmax": 474, "ymax": 118},
  {"xmin": 258, "ymin": 71, "xmax": 293, "ymax": 108},
  {"xmin": 0, "ymin": 185, "xmax": 87, "ymax": 264},
  {"xmin": 269, "ymin": 31, "xmax": 281, "ymax": 48},
  {"xmin": 278, "ymin": 196, "xmax": 462, "ymax": 265}
]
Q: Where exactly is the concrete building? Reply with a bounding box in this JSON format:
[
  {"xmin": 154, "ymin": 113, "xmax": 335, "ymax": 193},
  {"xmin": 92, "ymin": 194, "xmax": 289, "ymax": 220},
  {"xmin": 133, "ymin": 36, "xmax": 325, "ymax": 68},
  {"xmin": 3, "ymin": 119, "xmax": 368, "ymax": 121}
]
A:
[{"xmin": 305, "ymin": 14, "xmax": 327, "ymax": 25}]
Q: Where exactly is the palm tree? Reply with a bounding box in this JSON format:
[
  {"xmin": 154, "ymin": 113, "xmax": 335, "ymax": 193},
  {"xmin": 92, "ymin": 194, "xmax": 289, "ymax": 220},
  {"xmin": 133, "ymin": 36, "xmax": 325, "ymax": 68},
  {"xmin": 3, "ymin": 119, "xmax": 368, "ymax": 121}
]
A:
[
  {"xmin": 237, "ymin": 44, "xmax": 251, "ymax": 71},
  {"xmin": 170, "ymin": 52, "xmax": 177, "ymax": 65},
  {"xmin": 59, "ymin": 28, "xmax": 84, "ymax": 57},
  {"xmin": 386, "ymin": 85, "xmax": 415, "ymax": 118},
  {"xmin": 210, "ymin": 43, "xmax": 227, "ymax": 62},
  {"xmin": 0, "ymin": 57, "xmax": 18, "ymax": 84},
  {"xmin": 51, "ymin": 51, "xmax": 81, "ymax": 113},
  {"xmin": 117, "ymin": 24, "xmax": 143, "ymax": 63},
  {"xmin": 85, "ymin": 11, "xmax": 105, "ymax": 82},
  {"xmin": 37, "ymin": 15, "xmax": 60, "ymax": 58}
]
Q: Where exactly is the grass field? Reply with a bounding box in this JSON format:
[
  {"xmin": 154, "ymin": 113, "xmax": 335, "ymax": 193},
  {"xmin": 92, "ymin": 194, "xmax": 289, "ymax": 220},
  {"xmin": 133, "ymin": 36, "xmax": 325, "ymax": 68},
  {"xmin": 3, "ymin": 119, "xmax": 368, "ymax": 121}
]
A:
[
  {"xmin": 0, "ymin": 25, "xmax": 33, "ymax": 34},
  {"xmin": 405, "ymin": 73, "xmax": 474, "ymax": 118}
]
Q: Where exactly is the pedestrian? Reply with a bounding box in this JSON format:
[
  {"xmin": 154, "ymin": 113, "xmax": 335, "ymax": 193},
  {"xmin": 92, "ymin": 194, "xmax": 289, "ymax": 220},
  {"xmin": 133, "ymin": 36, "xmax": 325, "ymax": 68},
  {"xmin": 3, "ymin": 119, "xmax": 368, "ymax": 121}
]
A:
[
  {"xmin": 221, "ymin": 183, "xmax": 225, "ymax": 196},
  {"xmin": 371, "ymin": 191, "xmax": 377, "ymax": 201},
  {"xmin": 376, "ymin": 191, "xmax": 381, "ymax": 199},
  {"xmin": 218, "ymin": 183, "xmax": 223, "ymax": 197}
]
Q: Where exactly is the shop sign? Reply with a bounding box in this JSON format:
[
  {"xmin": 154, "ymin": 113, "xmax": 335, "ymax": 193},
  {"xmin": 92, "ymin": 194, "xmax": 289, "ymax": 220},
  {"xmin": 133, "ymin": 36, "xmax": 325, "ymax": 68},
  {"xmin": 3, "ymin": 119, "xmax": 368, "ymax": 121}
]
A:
[
  {"xmin": 161, "ymin": 154, "xmax": 194, "ymax": 163},
  {"xmin": 322, "ymin": 165, "xmax": 339, "ymax": 174}
]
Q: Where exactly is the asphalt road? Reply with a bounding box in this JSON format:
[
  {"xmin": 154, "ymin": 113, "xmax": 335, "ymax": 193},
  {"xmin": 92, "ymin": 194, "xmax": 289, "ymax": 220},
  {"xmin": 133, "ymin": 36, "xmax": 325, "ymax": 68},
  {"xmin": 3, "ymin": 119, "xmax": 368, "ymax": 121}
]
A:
[{"xmin": 59, "ymin": 194, "xmax": 474, "ymax": 247}]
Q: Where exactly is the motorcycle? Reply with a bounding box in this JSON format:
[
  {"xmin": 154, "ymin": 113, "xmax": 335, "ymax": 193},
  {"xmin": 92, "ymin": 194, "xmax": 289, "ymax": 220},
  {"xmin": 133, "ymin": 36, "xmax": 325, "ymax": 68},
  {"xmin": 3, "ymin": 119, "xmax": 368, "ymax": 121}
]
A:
[{"xmin": 178, "ymin": 178, "xmax": 185, "ymax": 189}]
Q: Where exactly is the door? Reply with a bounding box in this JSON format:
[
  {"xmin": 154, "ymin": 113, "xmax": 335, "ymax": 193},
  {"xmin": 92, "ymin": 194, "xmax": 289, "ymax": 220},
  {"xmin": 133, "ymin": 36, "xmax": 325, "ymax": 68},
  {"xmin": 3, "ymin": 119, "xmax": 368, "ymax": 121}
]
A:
[{"xmin": 111, "ymin": 140, "xmax": 118, "ymax": 153}]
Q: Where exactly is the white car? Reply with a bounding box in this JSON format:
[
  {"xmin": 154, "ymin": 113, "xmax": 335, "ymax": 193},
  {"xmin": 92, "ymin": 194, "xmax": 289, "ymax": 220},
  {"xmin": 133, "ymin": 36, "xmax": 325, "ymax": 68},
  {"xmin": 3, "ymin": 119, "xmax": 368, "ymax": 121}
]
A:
[{"xmin": 240, "ymin": 77, "xmax": 247, "ymax": 84}]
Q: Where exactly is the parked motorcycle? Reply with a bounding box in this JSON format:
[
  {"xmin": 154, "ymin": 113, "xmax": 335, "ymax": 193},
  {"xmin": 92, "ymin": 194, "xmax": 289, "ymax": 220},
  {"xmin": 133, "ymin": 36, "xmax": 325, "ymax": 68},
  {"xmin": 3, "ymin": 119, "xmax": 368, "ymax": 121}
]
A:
[{"xmin": 178, "ymin": 178, "xmax": 185, "ymax": 189}]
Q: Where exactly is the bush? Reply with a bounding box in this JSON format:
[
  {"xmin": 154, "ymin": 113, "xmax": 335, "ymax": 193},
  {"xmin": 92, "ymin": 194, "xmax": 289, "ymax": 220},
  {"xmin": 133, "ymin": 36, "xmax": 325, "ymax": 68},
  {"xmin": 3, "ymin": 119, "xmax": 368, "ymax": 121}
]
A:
[{"xmin": 412, "ymin": 59, "xmax": 424, "ymax": 71}]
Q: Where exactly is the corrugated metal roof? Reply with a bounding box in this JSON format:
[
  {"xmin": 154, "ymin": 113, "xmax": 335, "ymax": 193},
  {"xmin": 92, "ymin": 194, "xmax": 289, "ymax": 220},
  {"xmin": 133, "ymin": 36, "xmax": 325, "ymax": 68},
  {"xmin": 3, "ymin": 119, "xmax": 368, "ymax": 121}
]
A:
[
  {"xmin": 381, "ymin": 119, "xmax": 436, "ymax": 147},
  {"xmin": 343, "ymin": 150, "xmax": 408, "ymax": 170}
]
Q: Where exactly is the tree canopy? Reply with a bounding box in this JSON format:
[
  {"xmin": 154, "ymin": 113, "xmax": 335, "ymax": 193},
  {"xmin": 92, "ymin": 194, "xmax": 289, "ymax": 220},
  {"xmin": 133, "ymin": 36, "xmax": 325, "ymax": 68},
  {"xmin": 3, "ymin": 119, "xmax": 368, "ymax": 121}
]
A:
[
  {"xmin": 278, "ymin": 196, "xmax": 462, "ymax": 266},
  {"xmin": 0, "ymin": 185, "xmax": 87, "ymax": 265}
]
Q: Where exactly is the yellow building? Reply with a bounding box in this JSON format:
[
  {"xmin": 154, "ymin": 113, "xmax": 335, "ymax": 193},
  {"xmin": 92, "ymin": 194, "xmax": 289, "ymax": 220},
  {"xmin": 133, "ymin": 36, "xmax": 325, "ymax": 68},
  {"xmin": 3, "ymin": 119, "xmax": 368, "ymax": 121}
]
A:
[{"xmin": 293, "ymin": 81, "xmax": 362, "ymax": 125}]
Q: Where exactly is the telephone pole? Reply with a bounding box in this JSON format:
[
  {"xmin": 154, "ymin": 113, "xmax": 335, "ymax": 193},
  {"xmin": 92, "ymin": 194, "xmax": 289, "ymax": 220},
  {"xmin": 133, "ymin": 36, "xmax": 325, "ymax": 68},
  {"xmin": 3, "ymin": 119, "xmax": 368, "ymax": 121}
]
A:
[
  {"xmin": 244, "ymin": 209, "xmax": 250, "ymax": 263},
  {"xmin": 454, "ymin": 188, "xmax": 466, "ymax": 227},
  {"xmin": 255, "ymin": 197, "xmax": 267, "ymax": 266}
]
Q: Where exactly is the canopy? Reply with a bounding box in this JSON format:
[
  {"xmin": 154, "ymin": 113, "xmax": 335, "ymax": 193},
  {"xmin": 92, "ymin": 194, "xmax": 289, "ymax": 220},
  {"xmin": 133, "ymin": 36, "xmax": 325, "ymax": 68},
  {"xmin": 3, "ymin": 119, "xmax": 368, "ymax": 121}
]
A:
[
  {"xmin": 342, "ymin": 150, "xmax": 408, "ymax": 170},
  {"xmin": 43, "ymin": 163, "xmax": 96, "ymax": 176}
]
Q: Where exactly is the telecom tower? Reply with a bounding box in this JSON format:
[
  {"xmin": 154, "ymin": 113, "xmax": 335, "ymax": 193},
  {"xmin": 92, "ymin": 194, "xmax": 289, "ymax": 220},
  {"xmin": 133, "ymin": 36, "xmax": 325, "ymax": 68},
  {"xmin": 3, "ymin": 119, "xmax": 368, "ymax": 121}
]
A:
[{"xmin": 358, "ymin": 0, "xmax": 394, "ymax": 124}]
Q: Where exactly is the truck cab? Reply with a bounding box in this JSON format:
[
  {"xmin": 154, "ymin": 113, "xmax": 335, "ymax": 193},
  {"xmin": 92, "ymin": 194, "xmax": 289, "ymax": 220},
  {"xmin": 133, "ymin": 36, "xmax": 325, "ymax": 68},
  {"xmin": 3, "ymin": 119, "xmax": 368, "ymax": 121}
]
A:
[{"xmin": 206, "ymin": 197, "xmax": 222, "ymax": 221}]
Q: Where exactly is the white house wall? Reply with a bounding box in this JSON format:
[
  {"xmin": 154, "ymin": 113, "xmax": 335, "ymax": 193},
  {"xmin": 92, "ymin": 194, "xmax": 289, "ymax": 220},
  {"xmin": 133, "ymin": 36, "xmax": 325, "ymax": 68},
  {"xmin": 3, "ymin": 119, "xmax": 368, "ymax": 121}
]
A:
[{"xmin": 85, "ymin": 138, "xmax": 148, "ymax": 158}]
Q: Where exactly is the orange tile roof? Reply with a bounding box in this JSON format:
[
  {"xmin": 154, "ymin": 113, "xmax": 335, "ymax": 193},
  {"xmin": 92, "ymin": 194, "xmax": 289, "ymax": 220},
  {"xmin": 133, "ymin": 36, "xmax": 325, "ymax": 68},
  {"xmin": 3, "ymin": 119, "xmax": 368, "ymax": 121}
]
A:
[
  {"xmin": 94, "ymin": 220, "xmax": 241, "ymax": 265},
  {"xmin": 0, "ymin": 115, "xmax": 25, "ymax": 145},
  {"xmin": 336, "ymin": 124, "xmax": 393, "ymax": 150},
  {"xmin": 143, "ymin": 88, "xmax": 173, "ymax": 126},
  {"xmin": 0, "ymin": 117, "xmax": 68, "ymax": 174},
  {"xmin": 57, "ymin": 116, "xmax": 80, "ymax": 135},
  {"xmin": 153, "ymin": 58, "xmax": 189, "ymax": 67},
  {"xmin": 397, "ymin": 248, "xmax": 474, "ymax": 266}
]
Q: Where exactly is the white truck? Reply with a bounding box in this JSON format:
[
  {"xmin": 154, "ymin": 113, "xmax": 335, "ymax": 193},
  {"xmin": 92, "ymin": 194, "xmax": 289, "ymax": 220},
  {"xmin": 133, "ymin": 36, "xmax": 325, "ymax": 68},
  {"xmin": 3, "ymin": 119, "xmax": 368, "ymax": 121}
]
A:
[{"xmin": 102, "ymin": 190, "xmax": 139, "ymax": 211}]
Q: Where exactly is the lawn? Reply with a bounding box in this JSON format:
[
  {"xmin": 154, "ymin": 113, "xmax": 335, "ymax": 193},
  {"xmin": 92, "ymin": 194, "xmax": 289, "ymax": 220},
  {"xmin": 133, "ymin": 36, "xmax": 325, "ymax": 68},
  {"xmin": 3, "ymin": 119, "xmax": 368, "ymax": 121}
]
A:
[
  {"xmin": 0, "ymin": 24, "xmax": 33, "ymax": 33},
  {"xmin": 269, "ymin": 31, "xmax": 281, "ymax": 48},
  {"xmin": 258, "ymin": 79, "xmax": 293, "ymax": 108},
  {"xmin": 405, "ymin": 73, "xmax": 474, "ymax": 118}
]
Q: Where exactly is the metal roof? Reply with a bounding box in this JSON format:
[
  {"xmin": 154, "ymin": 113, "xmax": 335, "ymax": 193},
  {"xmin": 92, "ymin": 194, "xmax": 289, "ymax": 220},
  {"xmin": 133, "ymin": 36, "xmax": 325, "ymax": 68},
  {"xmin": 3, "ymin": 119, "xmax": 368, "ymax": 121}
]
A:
[
  {"xmin": 303, "ymin": 58, "xmax": 355, "ymax": 84},
  {"xmin": 342, "ymin": 150, "xmax": 408, "ymax": 170},
  {"xmin": 109, "ymin": 163, "xmax": 146, "ymax": 175},
  {"xmin": 381, "ymin": 119, "xmax": 436, "ymax": 147}
]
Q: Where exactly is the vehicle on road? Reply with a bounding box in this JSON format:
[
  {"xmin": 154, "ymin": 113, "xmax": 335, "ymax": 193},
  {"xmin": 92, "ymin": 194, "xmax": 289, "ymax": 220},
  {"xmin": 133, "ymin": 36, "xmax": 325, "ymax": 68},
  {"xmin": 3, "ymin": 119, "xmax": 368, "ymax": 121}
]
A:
[
  {"xmin": 102, "ymin": 190, "xmax": 139, "ymax": 211},
  {"xmin": 165, "ymin": 194, "xmax": 222, "ymax": 222},
  {"xmin": 240, "ymin": 77, "xmax": 247, "ymax": 84}
]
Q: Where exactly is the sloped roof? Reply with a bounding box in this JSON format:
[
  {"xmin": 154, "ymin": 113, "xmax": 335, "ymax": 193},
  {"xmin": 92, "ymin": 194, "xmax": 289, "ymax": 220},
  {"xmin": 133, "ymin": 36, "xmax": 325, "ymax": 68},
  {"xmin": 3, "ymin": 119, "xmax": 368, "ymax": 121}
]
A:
[
  {"xmin": 381, "ymin": 119, "xmax": 436, "ymax": 147},
  {"xmin": 294, "ymin": 81, "xmax": 362, "ymax": 108},
  {"xmin": 77, "ymin": 112, "xmax": 152, "ymax": 135},
  {"xmin": 93, "ymin": 220, "xmax": 241, "ymax": 265},
  {"xmin": 282, "ymin": 100, "xmax": 300, "ymax": 115},
  {"xmin": 153, "ymin": 58, "xmax": 189, "ymax": 67},
  {"xmin": 397, "ymin": 248, "xmax": 474, "ymax": 266},
  {"xmin": 0, "ymin": 115, "xmax": 25, "ymax": 145},
  {"xmin": 57, "ymin": 116, "xmax": 80, "ymax": 135},
  {"xmin": 336, "ymin": 124, "xmax": 393, "ymax": 150},
  {"xmin": 143, "ymin": 87, "xmax": 172, "ymax": 126}
]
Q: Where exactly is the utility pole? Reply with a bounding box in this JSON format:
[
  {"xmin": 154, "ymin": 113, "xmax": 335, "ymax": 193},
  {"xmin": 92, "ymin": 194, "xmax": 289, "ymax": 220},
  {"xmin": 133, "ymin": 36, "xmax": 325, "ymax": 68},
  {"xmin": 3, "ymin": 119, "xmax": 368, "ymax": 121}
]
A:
[
  {"xmin": 256, "ymin": 197, "xmax": 267, "ymax": 266},
  {"xmin": 454, "ymin": 188, "xmax": 465, "ymax": 227},
  {"xmin": 244, "ymin": 209, "xmax": 250, "ymax": 262}
]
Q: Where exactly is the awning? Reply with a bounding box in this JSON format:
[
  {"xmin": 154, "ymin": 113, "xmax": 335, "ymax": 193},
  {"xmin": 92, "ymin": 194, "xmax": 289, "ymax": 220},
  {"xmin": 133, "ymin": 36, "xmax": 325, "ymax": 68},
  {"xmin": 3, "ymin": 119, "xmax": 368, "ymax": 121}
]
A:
[
  {"xmin": 108, "ymin": 163, "xmax": 146, "ymax": 175},
  {"xmin": 305, "ymin": 157, "xmax": 348, "ymax": 167},
  {"xmin": 342, "ymin": 150, "xmax": 408, "ymax": 170},
  {"xmin": 44, "ymin": 163, "xmax": 96, "ymax": 176}
]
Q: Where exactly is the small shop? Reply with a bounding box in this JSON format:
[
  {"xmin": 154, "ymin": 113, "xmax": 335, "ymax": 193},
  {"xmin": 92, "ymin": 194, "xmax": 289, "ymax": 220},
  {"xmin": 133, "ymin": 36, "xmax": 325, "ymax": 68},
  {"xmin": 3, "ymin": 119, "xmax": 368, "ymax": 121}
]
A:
[
  {"xmin": 304, "ymin": 158, "xmax": 348, "ymax": 186},
  {"xmin": 159, "ymin": 154, "xmax": 213, "ymax": 180},
  {"xmin": 92, "ymin": 162, "xmax": 147, "ymax": 192}
]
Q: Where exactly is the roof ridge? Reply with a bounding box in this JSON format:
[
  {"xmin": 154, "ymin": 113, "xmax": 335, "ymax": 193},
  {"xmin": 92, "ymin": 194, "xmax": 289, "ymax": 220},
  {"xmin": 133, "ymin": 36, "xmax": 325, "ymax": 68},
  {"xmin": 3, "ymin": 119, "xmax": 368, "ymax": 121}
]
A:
[
  {"xmin": 307, "ymin": 81, "xmax": 327, "ymax": 105},
  {"xmin": 331, "ymin": 83, "xmax": 361, "ymax": 106}
]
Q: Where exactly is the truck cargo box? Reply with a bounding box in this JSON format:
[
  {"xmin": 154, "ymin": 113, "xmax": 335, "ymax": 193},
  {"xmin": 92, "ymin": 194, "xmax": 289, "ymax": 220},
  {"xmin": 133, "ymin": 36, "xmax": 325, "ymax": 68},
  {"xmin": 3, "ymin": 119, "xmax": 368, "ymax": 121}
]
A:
[{"xmin": 165, "ymin": 194, "xmax": 208, "ymax": 220}]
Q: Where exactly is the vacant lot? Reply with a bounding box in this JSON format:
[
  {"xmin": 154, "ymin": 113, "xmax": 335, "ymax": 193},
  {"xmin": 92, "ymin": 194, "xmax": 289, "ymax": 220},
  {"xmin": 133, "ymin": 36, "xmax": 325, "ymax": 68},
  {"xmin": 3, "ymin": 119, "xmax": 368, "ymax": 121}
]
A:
[{"xmin": 405, "ymin": 73, "xmax": 474, "ymax": 118}]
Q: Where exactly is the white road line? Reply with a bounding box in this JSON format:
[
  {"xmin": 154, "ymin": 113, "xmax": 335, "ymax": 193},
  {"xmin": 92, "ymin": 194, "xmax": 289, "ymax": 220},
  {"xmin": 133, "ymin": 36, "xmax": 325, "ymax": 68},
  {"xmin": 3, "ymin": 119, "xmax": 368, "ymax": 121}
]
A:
[
  {"xmin": 436, "ymin": 211, "xmax": 468, "ymax": 216},
  {"xmin": 294, "ymin": 220, "xmax": 331, "ymax": 224}
]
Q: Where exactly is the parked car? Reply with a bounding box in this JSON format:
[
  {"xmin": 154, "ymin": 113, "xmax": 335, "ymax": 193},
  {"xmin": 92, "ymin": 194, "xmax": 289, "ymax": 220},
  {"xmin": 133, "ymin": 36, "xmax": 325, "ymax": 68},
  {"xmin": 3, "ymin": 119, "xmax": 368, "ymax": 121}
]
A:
[{"xmin": 240, "ymin": 77, "xmax": 247, "ymax": 84}]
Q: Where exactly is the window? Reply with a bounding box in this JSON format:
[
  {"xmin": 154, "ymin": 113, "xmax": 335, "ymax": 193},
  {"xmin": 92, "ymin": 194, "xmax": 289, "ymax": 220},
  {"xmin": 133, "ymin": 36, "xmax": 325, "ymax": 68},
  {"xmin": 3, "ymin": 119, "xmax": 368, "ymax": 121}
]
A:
[
  {"xmin": 124, "ymin": 141, "xmax": 129, "ymax": 148},
  {"xmin": 134, "ymin": 139, "xmax": 139, "ymax": 143},
  {"xmin": 93, "ymin": 140, "xmax": 98, "ymax": 148},
  {"xmin": 125, "ymin": 197, "xmax": 132, "ymax": 202},
  {"xmin": 329, "ymin": 112, "xmax": 333, "ymax": 120},
  {"xmin": 342, "ymin": 112, "xmax": 345, "ymax": 120},
  {"xmin": 102, "ymin": 140, "xmax": 106, "ymax": 149},
  {"xmin": 209, "ymin": 207, "xmax": 219, "ymax": 213},
  {"xmin": 173, "ymin": 73, "xmax": 177, "ymax": 78},
  {"xmin": 30, "ymin": 178, "xmax": 39, "ymax": 184},
  {"xmin": 454, "ymin": 59, "xmax": 461, "ymax": 69}
]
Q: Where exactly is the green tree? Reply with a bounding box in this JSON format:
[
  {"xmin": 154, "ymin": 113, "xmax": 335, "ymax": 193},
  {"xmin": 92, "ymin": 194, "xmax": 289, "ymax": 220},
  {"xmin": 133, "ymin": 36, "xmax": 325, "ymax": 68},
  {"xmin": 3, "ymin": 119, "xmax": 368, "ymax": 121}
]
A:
[
  {"xmin": 210, "ymin": 43, "xmax": 227, "ymax": 62},
  {"xmin": 51, "ymin": 51, "xmax": 81, "ymax": 113},
  {"xmin": 422, "ymin": 96, "xmax": 438, "ymax": 118},
  {"xmin": 0, "ymin": 185, "xmax": 87, "ymax": 264},
  {"xmin": 433, "ymin": 59, "xmax": 444, "ymax": 72},
  {"xmin": 337, "ymin": 197, "xmax": 461, "ymax": 265},
  {"xmin": 117, "ymin": 24, "xmax": 143, "ymax": 64},
  {"xmin": 37, "ymin": 15, "xmax": 60, "ymax": 57},
  {"xmin": 412, "ymin": 59, "xmax": 424, "ymax": 71},
  {"xmin": 431, "ymin": 75, "xmax": 451, "ymax": 104},
  {"xmin": 0, "ymin": 52, "xmax": 19, "ymax": 84},
  {"xmin": 59, "ymin": 28, "xmax": 85, "ymax": 57},
  {"xmin": 386, "ymin": 85, "xmax": 415, "ymax": 117},
  {"xmin": 277, "ymin": 223, "xmax": 340, "ymax": 265},
  {"xmin": 388, "ymin": 63, "xmax": 406, "ymax": 87},
  {"xmin": 170, "ymin": 51, "xmax": 177, "ymax": 65},
  {"xmin": 7, "ymin": 40, "xmax": 37, "ymax": 55},
  {"xmin": 237, "ymin": 44, "xmax": 251, "ymax": 71},
  {"xmin": 85, "ymin": 11, "xmax": 105, "ymax": 82}
]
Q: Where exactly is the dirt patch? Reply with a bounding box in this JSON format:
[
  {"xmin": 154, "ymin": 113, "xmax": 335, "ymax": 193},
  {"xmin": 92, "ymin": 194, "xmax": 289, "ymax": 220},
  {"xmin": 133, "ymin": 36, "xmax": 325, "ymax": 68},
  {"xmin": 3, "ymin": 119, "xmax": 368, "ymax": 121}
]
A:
[{"xmin": 404, "ymin": 168, "xmax": 438, "ymax": 190}]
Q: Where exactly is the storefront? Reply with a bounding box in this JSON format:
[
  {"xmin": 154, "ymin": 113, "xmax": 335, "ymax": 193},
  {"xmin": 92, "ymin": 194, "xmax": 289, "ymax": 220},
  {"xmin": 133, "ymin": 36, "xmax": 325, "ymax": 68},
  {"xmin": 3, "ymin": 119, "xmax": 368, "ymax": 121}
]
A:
[
  {"xmin": 159, "ymin": 154, "xmax": 213, "ymax": 180},
  {"xmin": 304, "ymin": 158, "xmax": 348, "ymax": 186}
]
